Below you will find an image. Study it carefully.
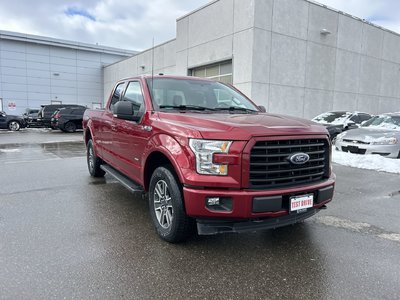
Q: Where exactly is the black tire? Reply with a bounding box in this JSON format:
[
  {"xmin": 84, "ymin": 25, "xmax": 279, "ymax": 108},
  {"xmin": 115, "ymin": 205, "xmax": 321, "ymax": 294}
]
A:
[
  {"xmin": 8, "ymin": 121, "xmax": 21, "ymax": 131},
  {"xmin": 87, "ymin": 139, "xmax": 105, "ymax": 177},
  {"xmin": 64, "ymin": 121, "xmax": 77, "ymax": 133},
  {"xmin": 149, "ymin": 166, "xmax": 194, "ymax": 243}
]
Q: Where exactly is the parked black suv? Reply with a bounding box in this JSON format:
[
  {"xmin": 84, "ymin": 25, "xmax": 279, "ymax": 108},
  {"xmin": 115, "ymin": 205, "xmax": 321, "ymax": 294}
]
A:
[
  {"xmin": 0, "ymin": 111, "xmax": 27, "ymax": 131},
  {"xmin": 38, "ymin": 104, "xmax": 86, "ymax": 128},
  {"xmin": 51, "ymin": 107, "xmax": 87, "ymax": 132}
]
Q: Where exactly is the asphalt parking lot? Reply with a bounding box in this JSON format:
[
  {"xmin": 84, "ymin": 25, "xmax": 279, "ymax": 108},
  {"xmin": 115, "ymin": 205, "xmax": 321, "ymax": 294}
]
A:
[{"xmin": 0, "ymin": 129, "xmax": 399, "ymax": 299}]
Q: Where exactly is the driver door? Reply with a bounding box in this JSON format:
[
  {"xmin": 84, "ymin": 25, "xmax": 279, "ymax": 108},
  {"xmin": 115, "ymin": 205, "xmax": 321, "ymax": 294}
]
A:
[{"xmin": 112, "ymin": 81, "xmax": 150, "ymax": 183}]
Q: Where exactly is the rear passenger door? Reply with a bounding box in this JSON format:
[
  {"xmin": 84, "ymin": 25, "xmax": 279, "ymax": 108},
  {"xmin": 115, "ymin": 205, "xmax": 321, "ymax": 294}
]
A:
[
  {"xmin": 97, "ymin": 82, "xmax": 125, "ymax": 161},
  {"xmin": 112, "ymin": 81, "xmax": 149, "ymax": 182}
]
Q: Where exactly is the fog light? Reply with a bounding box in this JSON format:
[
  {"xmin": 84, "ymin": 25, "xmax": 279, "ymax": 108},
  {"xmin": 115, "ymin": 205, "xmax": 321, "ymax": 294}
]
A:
[
  {"xmin": 205, "ymin": 197, "xmax": 233, "ymax": 212},
  {"xmin": 207, "ymin": 197, "xmax": 220, "ymax": 206}
]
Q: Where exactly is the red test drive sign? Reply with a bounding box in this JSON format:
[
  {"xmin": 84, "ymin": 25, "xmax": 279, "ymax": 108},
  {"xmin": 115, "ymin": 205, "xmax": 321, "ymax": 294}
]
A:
[{"xmin": 8, "ymin": 101, "xmax": 16, "ymax": 111}]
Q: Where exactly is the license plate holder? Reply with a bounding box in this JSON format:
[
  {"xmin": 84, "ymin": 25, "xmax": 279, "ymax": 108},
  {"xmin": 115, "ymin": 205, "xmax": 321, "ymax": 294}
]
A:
[{"xmin": 290, "ymin": 194, "xmax": 314, "ymax": 214}]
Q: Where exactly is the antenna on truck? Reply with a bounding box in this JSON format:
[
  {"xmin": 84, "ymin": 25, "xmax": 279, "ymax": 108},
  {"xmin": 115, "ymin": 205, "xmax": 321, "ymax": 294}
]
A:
[{"xmin": 151, "ymin": 37, "xmax": 155, "ymax": 97}]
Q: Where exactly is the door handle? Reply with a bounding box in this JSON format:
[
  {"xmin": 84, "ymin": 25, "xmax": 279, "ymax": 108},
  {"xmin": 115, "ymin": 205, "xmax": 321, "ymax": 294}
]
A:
[{"xmin": 142, "ymin": 125, "xmax": 152, "ymax": 132}]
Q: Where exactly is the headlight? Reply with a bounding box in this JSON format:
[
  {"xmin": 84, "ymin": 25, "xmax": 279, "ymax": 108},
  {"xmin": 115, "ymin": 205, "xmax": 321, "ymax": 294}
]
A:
[
  {"xmin": 189, "ymin": 139, "xmax": 232, "ymax": 175},
  {"xmin": 370, "ymin": 137, "xmax": 398, "ymax": 145},
  {"xmin": 335, "ymin": 132, "xmax": 346, "ymax": 142}
]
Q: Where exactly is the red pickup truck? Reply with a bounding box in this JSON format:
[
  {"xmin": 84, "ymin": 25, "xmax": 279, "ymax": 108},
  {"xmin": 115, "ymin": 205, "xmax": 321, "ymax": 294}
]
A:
[{"xmin": 83, "ymin": 75, "xmax": 335, "ymax": 242}]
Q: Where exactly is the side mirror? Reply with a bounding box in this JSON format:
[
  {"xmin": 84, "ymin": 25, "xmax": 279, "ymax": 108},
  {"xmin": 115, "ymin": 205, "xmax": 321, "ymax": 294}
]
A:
[
  {"xmin": 114, "ymin": 101, "xmax": 140, "ymax": 122},
  {"xmin": 258, "ymin": 105, "xmax": 266, "ymax": 112},
  {"xmin": 0, "ymin": 112, "xmax": 6, "ymax": 117}
]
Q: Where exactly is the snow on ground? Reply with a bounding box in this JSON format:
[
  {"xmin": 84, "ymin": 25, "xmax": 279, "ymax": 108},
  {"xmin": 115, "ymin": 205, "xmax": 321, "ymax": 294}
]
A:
[{"xmin": 332, "ymin": 148, "xmax": 400, "ymax": 174}]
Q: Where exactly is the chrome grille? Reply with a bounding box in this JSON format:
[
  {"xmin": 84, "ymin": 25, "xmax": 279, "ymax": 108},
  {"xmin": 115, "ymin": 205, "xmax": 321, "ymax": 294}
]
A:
[{"xmin": 249, "ymin": 139, "xmax": 329, "ymax": 189}]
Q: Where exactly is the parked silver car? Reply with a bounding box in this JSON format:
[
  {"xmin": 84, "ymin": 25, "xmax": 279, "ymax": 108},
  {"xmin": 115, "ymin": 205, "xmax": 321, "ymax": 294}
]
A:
[{"xmin": 335, "ymin": 113, "xmax": 400, "ymax": 158}]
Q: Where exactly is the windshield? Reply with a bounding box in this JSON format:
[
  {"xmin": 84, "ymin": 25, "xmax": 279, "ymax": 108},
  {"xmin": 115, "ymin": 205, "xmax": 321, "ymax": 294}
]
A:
[
  {"xmin": 312, "ymin": 111, "xmax": 351, "ymax": 125},
  {"xmin": 361, "ymin": 115, "xmax": 400, "ymax": 130},
  {"xmin": 146, "ymin": 78, "xmax": 259, "ymax": 112}
]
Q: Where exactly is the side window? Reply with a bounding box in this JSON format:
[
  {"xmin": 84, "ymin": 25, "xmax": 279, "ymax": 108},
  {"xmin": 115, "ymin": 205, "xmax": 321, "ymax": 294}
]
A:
[
  {"xmin": 359, "ymin": 114, "xmax": 372, "ymax": 122},
  {"xmin": 109, "ymin": 83, "xmax": 125, "ymax": 112},
  {"xmin": 122, "ymin": 81, "xmax": 145, "ymax": 117},
  {"xmin": 349, "ymin": 115, "xmax": 360, "ymax": 123}
]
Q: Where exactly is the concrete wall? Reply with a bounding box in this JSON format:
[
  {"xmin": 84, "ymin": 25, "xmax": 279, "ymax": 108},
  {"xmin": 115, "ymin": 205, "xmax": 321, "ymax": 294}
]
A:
[
  {"xmin": 103, "ymin": 0, "xmax": 400, "ymax": 118},
  {"xmin": 0, "ymin": 38, "xmax": 130, "ymax": 115},
  {"xmin": 253, "ymin": 0, "xmax": 400, "ymax": 118},
  {"xmin": 103, "ymin": 40, "xmax": 177, "ymax": 101}
]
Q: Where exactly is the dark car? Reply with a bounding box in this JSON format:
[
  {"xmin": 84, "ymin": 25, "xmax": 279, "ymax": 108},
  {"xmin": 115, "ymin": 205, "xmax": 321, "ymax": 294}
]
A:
[
  {"xmin": 22, "ymin": 108, "xmax": 41, "ymax": 127},
  {"xmin": 0, "ymin": 111, "xmax": 27, "ymax": 131},
  {"xmin": 38, "ymin": 104, "xmax": 86, "ymax": 128},
  {"xmin": 51, "ymin": 107, "xmax": 87, "ymax": 132},
  {"xmin": 312, "ymin": 111, "xmax": 372, "ymax": 140}
]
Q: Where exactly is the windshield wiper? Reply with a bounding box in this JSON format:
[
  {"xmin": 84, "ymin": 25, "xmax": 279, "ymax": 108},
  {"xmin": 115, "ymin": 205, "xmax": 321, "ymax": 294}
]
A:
[
  {"xmin": 159, "ymin": 105, "xmax": 215, "ymax": 111},
  {"xmin": 214, "ymin": 106, "xmax": 258, "ymax": 113}
]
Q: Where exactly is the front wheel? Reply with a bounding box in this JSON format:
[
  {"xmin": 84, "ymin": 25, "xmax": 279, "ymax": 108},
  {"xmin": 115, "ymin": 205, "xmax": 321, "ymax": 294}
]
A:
[
  {"xmin": 87, "ymin": 139, "xmax": 105, "ymax": 177},
  {"xmin": 8, "ymin": 121, "xmax": 21, "ymax": 131},
  {"xmin": 149, "ymin": 166, "xmax": 194, "ymax": 243}
]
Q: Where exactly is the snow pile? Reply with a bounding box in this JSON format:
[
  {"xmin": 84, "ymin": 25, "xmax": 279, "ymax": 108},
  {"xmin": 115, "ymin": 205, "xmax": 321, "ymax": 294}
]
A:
[
  {"xmin": 313, "ymin": 112, "xmax": 350, "ymax": 125},
  {"xmin": 332, "ymin": 148, "xmax": 400, "ymax": 174}
]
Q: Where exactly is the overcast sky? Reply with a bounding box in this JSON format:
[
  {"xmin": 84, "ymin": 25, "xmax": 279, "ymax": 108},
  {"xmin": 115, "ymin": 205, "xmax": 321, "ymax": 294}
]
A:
[{"xmin": 0, "ymin": 0, "xmax": 399, "ymax": 51}]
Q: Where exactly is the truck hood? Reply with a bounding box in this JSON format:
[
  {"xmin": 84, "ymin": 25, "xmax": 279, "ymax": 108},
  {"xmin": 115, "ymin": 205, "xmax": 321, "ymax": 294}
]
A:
[{"xmin": 157, "ymin": 112, "xmax": 328, "ymax": 140}]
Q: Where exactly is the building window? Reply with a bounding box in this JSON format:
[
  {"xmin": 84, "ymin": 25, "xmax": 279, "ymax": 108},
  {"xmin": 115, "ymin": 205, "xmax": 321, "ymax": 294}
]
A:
[{"xmin": 190, "ymin": 60, "xmax": 232, "ymax": 84}]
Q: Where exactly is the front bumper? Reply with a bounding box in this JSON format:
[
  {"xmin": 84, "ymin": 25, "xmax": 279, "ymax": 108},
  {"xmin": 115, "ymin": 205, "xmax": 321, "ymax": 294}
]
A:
[
  {"xmin": 197, "ymin": 208, "xmax": 320, "ymax": 235},
  {"xmin": 183, "ymin": 175, "xmax": 335, "ymax": 234},
  {"xmin": 336, "ymin": 140, "xmax": 400, "ymax": 158}
]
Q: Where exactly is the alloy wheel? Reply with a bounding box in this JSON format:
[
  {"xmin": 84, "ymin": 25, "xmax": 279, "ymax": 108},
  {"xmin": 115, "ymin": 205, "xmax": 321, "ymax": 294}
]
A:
[
  {"xmin": 9, "ymin": 121, "xmax": 20, "ymax": 131},
  {"xmin": 153, "ymin": 180, "xmax": 174, "ymax": 229}
]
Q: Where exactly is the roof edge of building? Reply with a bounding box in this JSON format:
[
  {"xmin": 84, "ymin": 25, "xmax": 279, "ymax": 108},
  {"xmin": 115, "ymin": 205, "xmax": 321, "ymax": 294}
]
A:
[
  {"xmin": 103, "ymin": 38, "xmax": 177, "ymax": 68},
  {"xmin": 177, "ymin": 0, "xmax": 400, "ymax": 39},
  {"xmin": 0, "ymin": 29, "xmax": 138, "ymax": 56}
]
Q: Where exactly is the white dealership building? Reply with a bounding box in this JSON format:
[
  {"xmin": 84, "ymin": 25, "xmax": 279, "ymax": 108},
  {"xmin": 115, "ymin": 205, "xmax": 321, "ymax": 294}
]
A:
[
  {"xmin": 1, "ymin": 0, "xmax": 400, "ymax": 118},
  {"xmin": 0, "ymin": 30, "xmax": 135, "ymax": 115},
  {"xmin": 105, "ymin": 0, "xmax": 400, "ymax": 118}
]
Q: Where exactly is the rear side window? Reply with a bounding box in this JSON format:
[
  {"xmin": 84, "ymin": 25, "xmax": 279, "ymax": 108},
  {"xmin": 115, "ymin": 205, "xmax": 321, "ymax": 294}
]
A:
[
  {"xmin": 109, "ymin": 83, "xmax": 125, "ymax": 112},
  {"xmin": 72, "ymin": 109, "xmax": 85, "ymax": 115}
]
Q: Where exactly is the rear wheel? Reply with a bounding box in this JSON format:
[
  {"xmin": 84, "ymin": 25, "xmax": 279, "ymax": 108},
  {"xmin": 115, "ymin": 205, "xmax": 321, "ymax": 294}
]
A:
[
  {"xmin": 64, "ymin": 122, "xmax": 77, "ymax": 133},
  {"xmin": 149, "ymin": 166, "xmax": 194, "ymax": 243},
  {"xmin": 87, "ymin": 139, "xmax": 105, "ymax": 177},
  {"xmin": 8, "ymin": 121, "xmax": 21, "ymax": 131}
]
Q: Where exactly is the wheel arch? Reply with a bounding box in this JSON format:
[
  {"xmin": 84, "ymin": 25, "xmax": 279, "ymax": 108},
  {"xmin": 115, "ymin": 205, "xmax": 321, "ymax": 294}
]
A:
[{"xmin": 143, "ymin": 150, "xmax": 185, "ymax": 192}]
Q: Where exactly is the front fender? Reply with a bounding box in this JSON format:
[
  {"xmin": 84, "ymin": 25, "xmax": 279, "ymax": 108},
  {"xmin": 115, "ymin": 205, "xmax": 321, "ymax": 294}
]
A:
[{"xmin": 142, "ymin": 134, "xmax": 192, "ymax": 184}]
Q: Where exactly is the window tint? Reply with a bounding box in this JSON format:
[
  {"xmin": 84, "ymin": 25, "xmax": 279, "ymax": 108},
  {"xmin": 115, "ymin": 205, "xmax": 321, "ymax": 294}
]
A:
[
  {"xmin": 359, "ymin": 114, "xmax": 372, "ymax": 122},
  {"xmin": 349, "ymin": 115, "xmax": 360, "ymax": 123},
  {"xmin": 109, "ymin": 83, "xmax": 125, "ymax": 112},
  {"xmin": 123, "ymin": 81, "xmax": 145, "ymax": 116},
  {"xmin": 147, "ymin": 78, "xmax": 258, "ymax": 111}
]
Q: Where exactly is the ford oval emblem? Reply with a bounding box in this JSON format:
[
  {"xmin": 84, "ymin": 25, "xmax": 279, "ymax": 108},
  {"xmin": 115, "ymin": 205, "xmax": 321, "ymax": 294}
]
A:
[{"xmin": 288, "ymin": 153, "xmax": 310, "ymax": 165}]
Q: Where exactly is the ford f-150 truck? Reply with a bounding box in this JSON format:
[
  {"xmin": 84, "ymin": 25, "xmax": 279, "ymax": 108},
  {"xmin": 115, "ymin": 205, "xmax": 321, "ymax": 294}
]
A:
[{"xmin": 83, "ymin": 75, "xmax": 335, "ymax": 243}]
